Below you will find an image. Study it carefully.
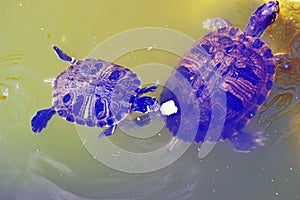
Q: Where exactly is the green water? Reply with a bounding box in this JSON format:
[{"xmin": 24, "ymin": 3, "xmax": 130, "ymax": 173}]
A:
[{"xmin": 0, "ymin": 0, "xmax": 300, "ymax": 199}]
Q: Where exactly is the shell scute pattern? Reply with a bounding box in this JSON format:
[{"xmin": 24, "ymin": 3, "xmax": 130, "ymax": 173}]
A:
[
  {"xmin": 31, "ymin": 46, "xmax": 158, "ymax": 136},
  {"xmin": 53, "ymin": 60, "xmax": 137, "ymax": 128},
  {"xmin": 160, "ymin": 1, "xmax": 280, "ymax": 152}
]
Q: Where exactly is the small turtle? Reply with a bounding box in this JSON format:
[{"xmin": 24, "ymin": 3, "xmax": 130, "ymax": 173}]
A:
[
  {"xmin": 160, "ymin": 1, "xmax": 280, "ymax": 152},
  {"xmin": 31, "ymin": 46, "xmax": 158, "ymax": 136}
]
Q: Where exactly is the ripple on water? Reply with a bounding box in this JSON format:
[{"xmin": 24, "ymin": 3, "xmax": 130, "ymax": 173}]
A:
[
  {"xmin": 0, "ymin": 63, "xmax": 41, "ymax": 136},
  {"xmin": 253, "ymin": 52, "xmax": 300, "ymax": 144},
  {"xmin": 247, "ymin": 7, "xmax": 300, "ymax": 144}
]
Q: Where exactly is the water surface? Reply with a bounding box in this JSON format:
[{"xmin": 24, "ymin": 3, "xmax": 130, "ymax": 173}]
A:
[{"xmin": 0, "ymin": 0, "xmax": 300, "ymax": 199}]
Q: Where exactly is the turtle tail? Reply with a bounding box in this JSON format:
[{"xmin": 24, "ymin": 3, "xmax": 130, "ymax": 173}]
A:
[{"xmin": 31, "ymin": 107, "xmax": 56, "ymax": 133}]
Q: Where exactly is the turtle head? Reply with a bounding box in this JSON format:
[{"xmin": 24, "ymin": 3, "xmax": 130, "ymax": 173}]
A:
[
  {"xmin": 244, "ymin": 1, "xmax": 279, "ymax": 37},
  {"xmin": 131, "ymin": 96, "xmax": 159, "ymax": 113}
]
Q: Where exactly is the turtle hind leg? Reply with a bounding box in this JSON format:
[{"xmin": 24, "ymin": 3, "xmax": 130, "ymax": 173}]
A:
[
  {"xmin": 98, "ymin": 125, "xmax": 116, "ymax": 137},
  {"xmin": 228, "ymin": 131, "xmax": 266, "ymax": 153},
  {"xmin": 52, "ymin": 45, "xmax": 74, "ymax": 63},
  {"xmin": 31, "ymin": 107, "xmax": 56, "ymax": 133}
]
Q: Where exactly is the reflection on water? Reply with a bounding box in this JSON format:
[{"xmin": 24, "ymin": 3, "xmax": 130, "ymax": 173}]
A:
[
  {"xmin": 251, "ymin": 0, "xmax": 300, "ymax": 147},
  {"xmin": 258, "ymin": 18, "xmax": 300, "ymax": 142},
  {"xmin": 0, "ymin": 0, "xmax": 300, "ymax": 199},
  {"xmin": 256, "ymin": 56, "xmax": 300, "ymax": 144}
]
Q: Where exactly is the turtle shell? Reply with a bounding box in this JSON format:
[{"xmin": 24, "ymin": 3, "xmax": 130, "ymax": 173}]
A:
[
  {"xmin": 52, "ymin": 58, "xmax": 140, "ymax": 128},
  {"xmin": 160, "ymin": 26, "xmax": 276, "ymax": 143}
]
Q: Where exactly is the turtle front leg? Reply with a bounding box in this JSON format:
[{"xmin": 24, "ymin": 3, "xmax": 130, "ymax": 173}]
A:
[
  {"xmin": 136, "ymin": 85, "xmax": 158, "ymax": 95},
  {"xmin": 52, "ymin": 45, "xmax": 75, "ymax": 64},
  {"xmin": 31, "ymin": 107, "xmax": 56, "ymax": 133}
]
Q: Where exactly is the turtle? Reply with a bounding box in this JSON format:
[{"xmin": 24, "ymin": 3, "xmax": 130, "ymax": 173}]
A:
[
  {"xmin": 159, "ymin": 1, "xmax": 280, "ymax": 152},
  {"xmin": 31, "ymin": 45, "xmax": 159, "ymax": 137}
]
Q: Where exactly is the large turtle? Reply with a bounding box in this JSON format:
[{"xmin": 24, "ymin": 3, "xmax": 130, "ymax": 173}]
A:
[
  {"xmin": 160, "ymin": 1, "xmax": 280, "ymax": 152},
  {"xmin": 31, "ymin": 46, "xmax": 158, "ymax": 136}
]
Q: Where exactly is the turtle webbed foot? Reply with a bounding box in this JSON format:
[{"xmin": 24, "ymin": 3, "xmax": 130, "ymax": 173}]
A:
[
  {"xmin": 52, "ymin": 45, "xmax": 74, "ymax": 63},
  {"xmin": 228, "ymin": 131, "xmax": 266, "ymax": 153},
  {"xmin": 31, "ymin": 107, "xmax": 56, "ymax": 133}
]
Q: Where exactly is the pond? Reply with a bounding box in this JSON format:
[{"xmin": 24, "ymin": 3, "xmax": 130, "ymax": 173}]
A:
[{"xmin": 0, "ymin": 0, "xmax": 299, "ymax": 199}]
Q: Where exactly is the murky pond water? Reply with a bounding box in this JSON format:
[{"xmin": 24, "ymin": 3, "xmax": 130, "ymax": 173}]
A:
[{"xmin": 0, "ymin": 0, "xmax": 300, "ymax": 199}]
